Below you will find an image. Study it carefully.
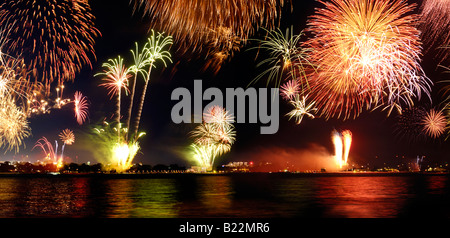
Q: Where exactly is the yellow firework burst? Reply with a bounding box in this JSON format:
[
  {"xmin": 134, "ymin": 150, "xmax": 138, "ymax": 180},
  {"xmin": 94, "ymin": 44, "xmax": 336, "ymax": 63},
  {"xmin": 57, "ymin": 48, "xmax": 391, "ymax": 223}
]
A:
[{"xmin": 59, "ymin": 129, "xmax": 75, "ymax": 145}]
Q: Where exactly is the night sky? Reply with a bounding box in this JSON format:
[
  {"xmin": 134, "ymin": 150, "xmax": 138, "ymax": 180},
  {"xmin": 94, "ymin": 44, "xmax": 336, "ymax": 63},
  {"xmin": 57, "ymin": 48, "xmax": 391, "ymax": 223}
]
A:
[{"xmin": 5, "ymin": 0, "xmax": 450, "ymax": 169}]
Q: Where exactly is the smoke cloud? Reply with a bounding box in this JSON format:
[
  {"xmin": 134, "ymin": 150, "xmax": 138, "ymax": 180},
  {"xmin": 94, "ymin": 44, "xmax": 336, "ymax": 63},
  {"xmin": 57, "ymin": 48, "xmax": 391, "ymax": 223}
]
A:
[{"xmin": 231, "ymin": 143, "xmax": 341, "ymax": 172}]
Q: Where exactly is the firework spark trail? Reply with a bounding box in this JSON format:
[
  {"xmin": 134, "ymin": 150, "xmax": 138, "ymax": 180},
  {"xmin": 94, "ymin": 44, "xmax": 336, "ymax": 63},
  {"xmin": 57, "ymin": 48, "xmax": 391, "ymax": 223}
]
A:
[
  {"xmin": 342, "ymin": 130, "xmax": 352, "ymax": 165},
  {"xmin": 97, "ymin": 56, "xmax": 131, "ymax": 144},
  {"xmin": 305, "ymin": 0, "xmax": 431, "ymax": 120},
  {"xmin": 33, "ymin": 137, "xmax": 56, "ymax": 163},
  {"xmin": 0, "ymin": 0, "xmax": 100, "ymax": 94},
  {"xmin": 396, "ymin": 106, "xmax": 448, "ymax": 141},
  {"xmin": 332, "ymin": 130, "xmax": 344, "ymax": 169},
  {"xmin": 126, "ymin": 42, "xmax": 149, "ymax": 140},
  {"xmin": 94, "ymin": 32, "xmax": 171, "ymax": 172},
  {"xmin": 131, "ymin": 0, "xmax": 287, "ymax": 72},
  {"xmin": 286, "ymin": 94, "xmax": 317, "ymax": 125},
  {"xmin": 418, "ymin": 0, "xmax": 450, "ymax": 63},
  {"xmin": 132, "ymin": 30, "xmax": 172, "ymax": 141},
  {"xmin": 331, "ymin": 129, "xmax": 352, "ymax": 169},
  {"xmin": 251, "ymin": 27, "xmax": 313, "ymax": 89},
  {"xmin": 74, "ymin": 91, "xmax": 89, "ymax": 125},
  {"xmin": 395, "ymin": 106, "xmax": 428, "ymax": 142}
]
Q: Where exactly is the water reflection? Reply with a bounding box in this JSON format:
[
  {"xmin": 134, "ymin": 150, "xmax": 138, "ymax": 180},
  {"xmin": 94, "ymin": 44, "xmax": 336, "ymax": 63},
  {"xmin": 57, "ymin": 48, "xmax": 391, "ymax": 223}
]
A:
[
  {"xmin": 314, "ymin": 177, "xmax": 411, "ymax": 218},
  {"xmin": 101, "ymin": 179, "xmax": 180, "ymax": 218},
  {"xmin": 0, "ymin": 178, "xmax": 92, "ymax": 217},
  {"xmin": 0, "ymin": 175, "xmax": 448, "ymax": 218}
]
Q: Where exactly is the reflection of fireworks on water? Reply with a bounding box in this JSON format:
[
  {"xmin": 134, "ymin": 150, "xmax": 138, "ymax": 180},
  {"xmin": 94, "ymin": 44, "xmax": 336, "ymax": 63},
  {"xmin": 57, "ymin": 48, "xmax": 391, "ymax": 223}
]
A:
[
  {"xmin": 74, "ymin": 91, "xmax": 89, "ymax": 125},
  {"xmin": 305, "ymin": 0, "xmax": 430, "ymax": 120},
  {"xmin": 332, "ymin": 129, "xmax": 352, "ymax": 169},
  {"xmin": 190, "ymin": 105, "xmax": 236, "ymax": 171},
  {"xmin": 0, "ymin": 0, "xmax": 100, "ymax": 94}
]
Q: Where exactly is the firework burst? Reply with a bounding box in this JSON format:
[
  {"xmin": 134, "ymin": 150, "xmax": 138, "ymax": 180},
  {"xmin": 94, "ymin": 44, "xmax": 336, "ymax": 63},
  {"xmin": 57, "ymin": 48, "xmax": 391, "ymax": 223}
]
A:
[
  {"xmin": 59, "ymin": 129, "xmax": 75, "ymax": 145},
  {"xmin": 421, "ymin": 108, "xmax": 447, "ymax": 138},
  {"xmin": 74, "ymin": 91, "xmax": 89, "ymax": 125},
  {"xmin": 97, "ymin": 57, "xmax": 131, "ymax": 99},
  {"xmin": 286, "ymin": 94, "xmax": 317, "ymax": 125},
  {"xmin": 0, "ymin": 0, "xmax": 100, "ymax": 94},
  {"xmin": 305, "ymin": 0, "xmax": 431, "ymax": 120},
  {"xmin": 0, "ymin": 96, "xmax": 31, "ymax": 153},
  {"xmin": 97, "ymin": 56, "xmax": 131, "ymax": 142},
  {"xmin": 131, "ymin": 30, "xmax": 172, "ymax": 141},
  {"xmin": 252, "ymin": 27, "xmax": 313, "ymax": 89},
  {"xmin": 190, "ymin": 105, "xmax": 236, "ymax": 171},
  {"xmin": 280, "ymin": 80, "xmax": 301, "ymax": 101},
  {"xmin": 131, "ymin": 0, "xmax": 287, "ymax": 72},
  {"xmin": 90, "ymin": 120, "xmax": 146, "ymax": 172}
]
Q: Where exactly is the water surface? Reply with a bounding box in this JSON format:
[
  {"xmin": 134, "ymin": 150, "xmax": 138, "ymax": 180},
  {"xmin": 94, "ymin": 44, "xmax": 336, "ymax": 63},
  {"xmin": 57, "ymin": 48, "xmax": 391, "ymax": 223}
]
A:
[{"xmin": 0, "ymin": 174, "xmax": 449, "ymax": 218}]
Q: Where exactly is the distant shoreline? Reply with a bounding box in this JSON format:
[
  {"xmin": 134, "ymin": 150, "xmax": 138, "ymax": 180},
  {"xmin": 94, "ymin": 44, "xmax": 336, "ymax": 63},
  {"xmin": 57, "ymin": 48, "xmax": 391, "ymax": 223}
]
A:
[{"xmin": 0, "ymin": 171, "xmax": 448, "ymax": 178}]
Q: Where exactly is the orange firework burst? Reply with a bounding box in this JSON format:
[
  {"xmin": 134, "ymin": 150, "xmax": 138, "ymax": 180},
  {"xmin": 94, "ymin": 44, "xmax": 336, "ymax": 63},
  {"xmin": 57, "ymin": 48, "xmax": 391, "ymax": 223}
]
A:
[
  {"xmin": 59, "ymin": 129, "xmax": 75, "ymax": 145},
  {"xmin": 305, "ymin": 0, "xmax": 431, "ymax": 120},
  {"xmin": 74, "ymin": 91, "xmax": 89, "ymax": 125},
  {"xmin": 131, "ymin": 0, "xmax": 287, "ymax": 72},
  {"xmin": 421, "ymin": 108, "xmax": 447, "ymax": 138},
  {"xmin": 0, "ymin": 0, "xmax": 100, "ymax": 94}
]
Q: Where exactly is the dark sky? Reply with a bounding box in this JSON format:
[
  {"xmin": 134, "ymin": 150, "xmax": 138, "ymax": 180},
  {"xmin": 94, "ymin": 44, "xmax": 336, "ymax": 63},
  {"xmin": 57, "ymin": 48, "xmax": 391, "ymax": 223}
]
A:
[{"xmin": 5, "ymin": 0, "xmax": 450, "ymax": 169}]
